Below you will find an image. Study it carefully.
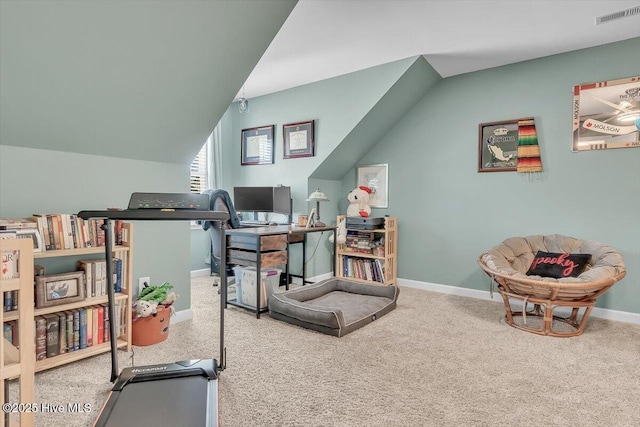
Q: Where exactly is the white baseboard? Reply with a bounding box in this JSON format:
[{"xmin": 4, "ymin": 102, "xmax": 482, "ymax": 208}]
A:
[
  {"xmin": 171, "ymin": 308, "xmax": 193, "ymax": 324},
  {"xmin": 191, "ymin": 268, "xmax": 210, "ymax": 278},
  {"xmin": 309, "ymin": 272, "xmax": 333, "ymax": 283},
  {"xmin": 397, "ymin": 278, "xmax": 640, "ymax": 325}
]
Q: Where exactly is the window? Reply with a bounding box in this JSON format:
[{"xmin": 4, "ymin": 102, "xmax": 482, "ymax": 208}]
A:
[{"xmin": 190, "ymin": 142, "xmax": 209, "ymax": 194}]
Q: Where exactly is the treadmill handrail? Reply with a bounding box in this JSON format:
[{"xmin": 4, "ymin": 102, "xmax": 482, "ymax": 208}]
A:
[{"xmin": 76, "ymin": 208, "xmax": 229, "ymax": 382}]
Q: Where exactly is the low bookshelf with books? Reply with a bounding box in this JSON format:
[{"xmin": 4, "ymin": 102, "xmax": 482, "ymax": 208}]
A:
[
  {"xmin": 335, "ymin": 215, "xmax": 397, "ymax": 286},
  {"xmin": 1, "ymin": 216, "xmax": 133, "ymax": 374}
]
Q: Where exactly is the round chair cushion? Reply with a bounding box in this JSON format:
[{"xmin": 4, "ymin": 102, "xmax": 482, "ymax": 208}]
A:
[{"xmin": 482, "ymin": 234, "xmax": 626, "ymax": 284}]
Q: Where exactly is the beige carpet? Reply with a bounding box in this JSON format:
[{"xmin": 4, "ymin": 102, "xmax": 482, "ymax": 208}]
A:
[{"xmin": 14, "ymin": 276, "xmax": 640, "ymax": 426}]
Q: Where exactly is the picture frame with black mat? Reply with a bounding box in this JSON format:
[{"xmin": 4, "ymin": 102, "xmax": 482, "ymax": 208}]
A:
[
  {"xmin": 241, "ymin": 125, "xmax": 275, "ymax": 165},
  {"xmin": 283, "ymin": 120, "xmax": 314, "ymax": 158}
]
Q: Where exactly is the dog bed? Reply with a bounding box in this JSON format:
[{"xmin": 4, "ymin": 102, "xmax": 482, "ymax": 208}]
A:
[{"xmin": 268, "ymin": 278, "xmax": 399, "ymax": 337}]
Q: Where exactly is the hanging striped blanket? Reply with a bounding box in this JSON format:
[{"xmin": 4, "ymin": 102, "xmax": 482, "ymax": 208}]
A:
[{"xmin": 517, "ymin": 118, "xmax": 542, "ymax": 173}]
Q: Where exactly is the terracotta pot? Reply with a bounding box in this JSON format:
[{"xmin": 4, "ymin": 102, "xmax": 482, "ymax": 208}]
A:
[{"xmin": 131, "ymin": 305, "xmax": 171, "ymax": 346}]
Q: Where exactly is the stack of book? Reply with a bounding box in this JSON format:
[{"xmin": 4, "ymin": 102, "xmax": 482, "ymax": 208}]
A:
[
  {"xmin": 77, "ymin": 258, "xmax": 123, "ymax": 297},
  {"xmin": 32, "ymin": 301, "xmax": 127, "ymax": 360},
  {"xmin": 29, "ymin": 214, "xmax": 124, "ymax": 251},
  {"xmin": 340, "ymin": 255, "xmax": 386, "ymax": 283},
  {"xmin": 1, "ymin": 215, "xmax": 124, "ymax": 253},
  {"xmin": 342, "ymin": 230, "xmax": 375, "ymax": 254}
]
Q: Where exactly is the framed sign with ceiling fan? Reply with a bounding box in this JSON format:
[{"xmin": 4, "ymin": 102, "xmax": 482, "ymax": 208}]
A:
[{"xmin": 572, "ymin": 76, "xmax": 640, "ymax": 152}]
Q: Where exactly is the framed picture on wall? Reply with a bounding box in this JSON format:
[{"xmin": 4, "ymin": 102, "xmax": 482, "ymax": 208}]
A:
[
  {"xmin": 357, "ymin": 163, "xmax": 388, "ymax": 208},
  {"xmin": 572, "ymin": 76, "xmax": 640, "ymax": 152},
  {"xmin": 241, "ymin": 125, "xmax": 275, "ymax": 165},
  {"xmin": 283, "ymin": 120, "xmax": 315, "ymax": 158},
  {"xmin": 478, "ymin": 119, "xmax": 519, "ymax": 172}
]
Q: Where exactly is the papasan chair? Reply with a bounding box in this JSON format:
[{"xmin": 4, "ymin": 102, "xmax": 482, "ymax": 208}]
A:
[{"xmin": 478, "ymin": 234, "xmax": 626, "ymax": 337}]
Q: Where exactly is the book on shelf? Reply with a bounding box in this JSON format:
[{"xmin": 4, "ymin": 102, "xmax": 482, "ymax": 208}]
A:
[
  {"xmin": 97, "ymin": 305, "xmax": 104, "ymax": 345},
  {"xmin": 0, "ymin": 230, "xmax": 18, "ymax": 240},
  {"xmin": 0, "ymin": 218, "xmax": 38, "ymax": 230},
  {"xmin": 113, "ymin": 257, "xmax": 122, "ymax": 292},
  {"xmin": 27, "ymin": 214, "xmax": 124, "ymax": 252},
  {"xmin": 58, "ymin": 312, "xmax": 67, "ymax": 354},
  {"xmin": 341, "ymin": 256, "xmax": 385, "ymax": 284},
  {"xmin": 1, "ymin": 249, "xmax": 19, "ymax": 280},
  {"xmin": 79, "ymin": 308, "xmax": 87, "ymax": 349},
  {"xmin": 65, "ymin": 311, "xmax": 75, "ymax": 351},
  {"xmin": 103, "ymin": 303, "xmax": 110, "ymax": 342},
  {"xmin": 35, "ymin": 316, "xmax": 47, "ymax": 361},
  {"xmin": 77, "ymin": 259, "xmax": 95, "ymax": 298},
  {"xmin": 92, "ymin": 305, "xmax": 99, "ymax": 346},
  {"xmin": 45, "ymin": 314, "xmax": 59, "ymax": 358},
  {"xmin": 86, "ymin": 306, "xmax": 93, "ymax": 347},
  {"xmin": 3, "ymin": 291, "xmax": 12, "ymax": 312},
  {"xmin": 72, "ymin": 309, "xmax": 80, "ymax": 351}
]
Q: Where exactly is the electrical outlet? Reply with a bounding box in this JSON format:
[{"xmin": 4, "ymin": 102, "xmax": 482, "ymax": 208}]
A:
[{"xmin": 138, "ymin": 277, "xmax": 150, "ymax": 294}]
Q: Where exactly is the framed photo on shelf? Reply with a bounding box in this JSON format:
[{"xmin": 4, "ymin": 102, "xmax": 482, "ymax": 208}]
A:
[
  {"xmin": 283, "ymin": 120, "xmax": 315, "ymax": 158},
  {"xmin": 35, "ymin": 271, "xmax": 85, "ymax": 308},
  {"xmin": 241, "ymin": 125, "xmax": 275, "ymax": 165},
  {"xmin": 478, "ymin": 119, "xmax": 519, "ymax": 172},
  {"xmin": 357, "ymin": 163, "xmax": 388, "ymax": 208},
  {"xmin": 16, "ymin": 228, "xmax": 43, "ymax": 253},
  {"xmin": 572, "ymin": 76, "xmax": 640, "ymax": 152}
]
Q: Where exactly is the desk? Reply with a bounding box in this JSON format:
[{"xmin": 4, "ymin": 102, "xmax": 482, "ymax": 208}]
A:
[{"xmin": 225, "ymin": 224, "xmax": 336, "ymax": 318}]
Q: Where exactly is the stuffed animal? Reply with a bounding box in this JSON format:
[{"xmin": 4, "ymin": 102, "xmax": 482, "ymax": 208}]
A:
[
  {"xmin": 331, "ymin": 186, "xmax": 373, "ymax": 244},
  {"xmin": 138, "ymin": 282, "xmax": 174, "ymax": 305},
  {"xmin": 135, "ymin": 300, "xmax": 158, "ymax": 318},
  {"xmin": 161, "ymin": 292, "xmax": 179, "ymax": 316},
  {"xmin": 161, "ymin": 292, "xmax": 179, "ymax": 306}
]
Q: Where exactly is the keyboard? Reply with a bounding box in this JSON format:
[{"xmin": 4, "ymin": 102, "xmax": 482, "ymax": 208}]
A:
[{"xmin": 240, "ymin": 220, "xmax": 270, "ymax": 225}]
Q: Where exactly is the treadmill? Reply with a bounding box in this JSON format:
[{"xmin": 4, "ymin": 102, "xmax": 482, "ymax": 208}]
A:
[{"xmin": 78, "ymin": 192, "xmax": 229, "ymax": 427}]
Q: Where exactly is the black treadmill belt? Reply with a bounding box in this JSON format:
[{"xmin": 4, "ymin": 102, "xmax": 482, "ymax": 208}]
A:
[{"xmin": 101, "ymin": 376, "xmax": 213, "ymax": 427}]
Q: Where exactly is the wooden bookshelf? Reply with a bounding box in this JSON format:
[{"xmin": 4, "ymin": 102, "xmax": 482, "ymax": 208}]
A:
[
  {"xmin": 1, "ymin": 238, "xmax": 35, "ymax": 427},
  {"xmin": 335, "ymin": 216, "xmax": 397, "ymax": 286},
  {"xmin": 2, "ymin": 222, "xmax": 133, "ymax": 381}
]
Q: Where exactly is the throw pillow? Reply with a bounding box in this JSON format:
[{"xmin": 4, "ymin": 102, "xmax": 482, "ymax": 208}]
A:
[{"xmin": 526, "ymin": 251, "xmax": 591, "ymax": 278}]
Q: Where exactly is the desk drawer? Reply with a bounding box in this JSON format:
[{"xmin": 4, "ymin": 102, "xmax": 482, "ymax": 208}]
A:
[
  {"xmin": 288, "ymin": 234, "xmax": 304, "ymax": 244},
  {"xmin": 227, "ymin": 234, "xmax": 288, "ymax": 251},
  {"xmin": 227, "ymin": 249, "xmax": 287, "ymax": 268}
]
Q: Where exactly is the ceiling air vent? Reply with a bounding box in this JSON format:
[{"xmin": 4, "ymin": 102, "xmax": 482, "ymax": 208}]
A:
[{"xmin": 595, "ymin": 6, "xmax": 640, "ymax": 24}]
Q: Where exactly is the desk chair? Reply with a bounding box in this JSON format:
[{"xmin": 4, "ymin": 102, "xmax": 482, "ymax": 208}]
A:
[{"xmin": 200, "ymin": 189, "xmax": 241, "ymax": 276}]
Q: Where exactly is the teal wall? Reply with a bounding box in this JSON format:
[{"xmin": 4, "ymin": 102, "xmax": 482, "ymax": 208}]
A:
[
  {"xmin": 354, "ymin": 38, "xmax": 639, "ymax": 313},
  {"xmin": 191, "ymin": 38, "xmax": 639, "ymax": 314},
  {"xmin": 0, "ymin": 145, "xmax": 194, "ymax": 312},
  {"xmin": 190, "ymin": 227, "xmax": 210, "ymax": 272}
]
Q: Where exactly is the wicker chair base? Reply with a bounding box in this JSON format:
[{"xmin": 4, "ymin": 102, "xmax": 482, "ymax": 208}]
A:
[{"xmin": 498, "ymin": 287, "xmax": 595, "ymax": 337}]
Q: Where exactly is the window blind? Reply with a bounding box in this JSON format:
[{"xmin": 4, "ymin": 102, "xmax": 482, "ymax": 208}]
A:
[{"xmin": 190, "ymin": 142, "xmax": 209, "ymax": 194}]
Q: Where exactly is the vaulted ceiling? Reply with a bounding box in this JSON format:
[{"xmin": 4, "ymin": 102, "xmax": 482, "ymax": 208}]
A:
[{"xmin": 2, "ymin": 1, "xmax": 638, "ymax": 166}]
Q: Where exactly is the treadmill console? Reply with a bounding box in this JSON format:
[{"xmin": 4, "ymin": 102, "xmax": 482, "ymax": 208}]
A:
[{"xmin": 128, "ymin": 192, "xmax": 209, "ymax": 210}]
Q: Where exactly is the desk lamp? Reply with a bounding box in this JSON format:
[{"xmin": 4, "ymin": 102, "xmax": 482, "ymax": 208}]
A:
[{"xmin": 306, "ymin": 188, "xmax": 329, "ymax": 227}]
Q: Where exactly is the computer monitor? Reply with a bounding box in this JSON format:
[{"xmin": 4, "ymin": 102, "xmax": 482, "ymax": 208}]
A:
[
  {"xmin": 273, "ymin": 186, "xmax": 292, "ymax": 223},
  {"xmin": 233, "ymin": 186, "xmax": 274, "ymax": 212}
]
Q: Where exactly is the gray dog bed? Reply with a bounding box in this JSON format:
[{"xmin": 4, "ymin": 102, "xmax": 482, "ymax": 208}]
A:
[{"xmin": 268, "ymin": 278, "xmax": 399, "ymax": 337}]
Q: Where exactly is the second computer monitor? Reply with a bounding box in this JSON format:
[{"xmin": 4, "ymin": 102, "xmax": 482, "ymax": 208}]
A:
[{"xmin": 273, "ymin": 186, "xmax": 292, "ymax": 223}]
